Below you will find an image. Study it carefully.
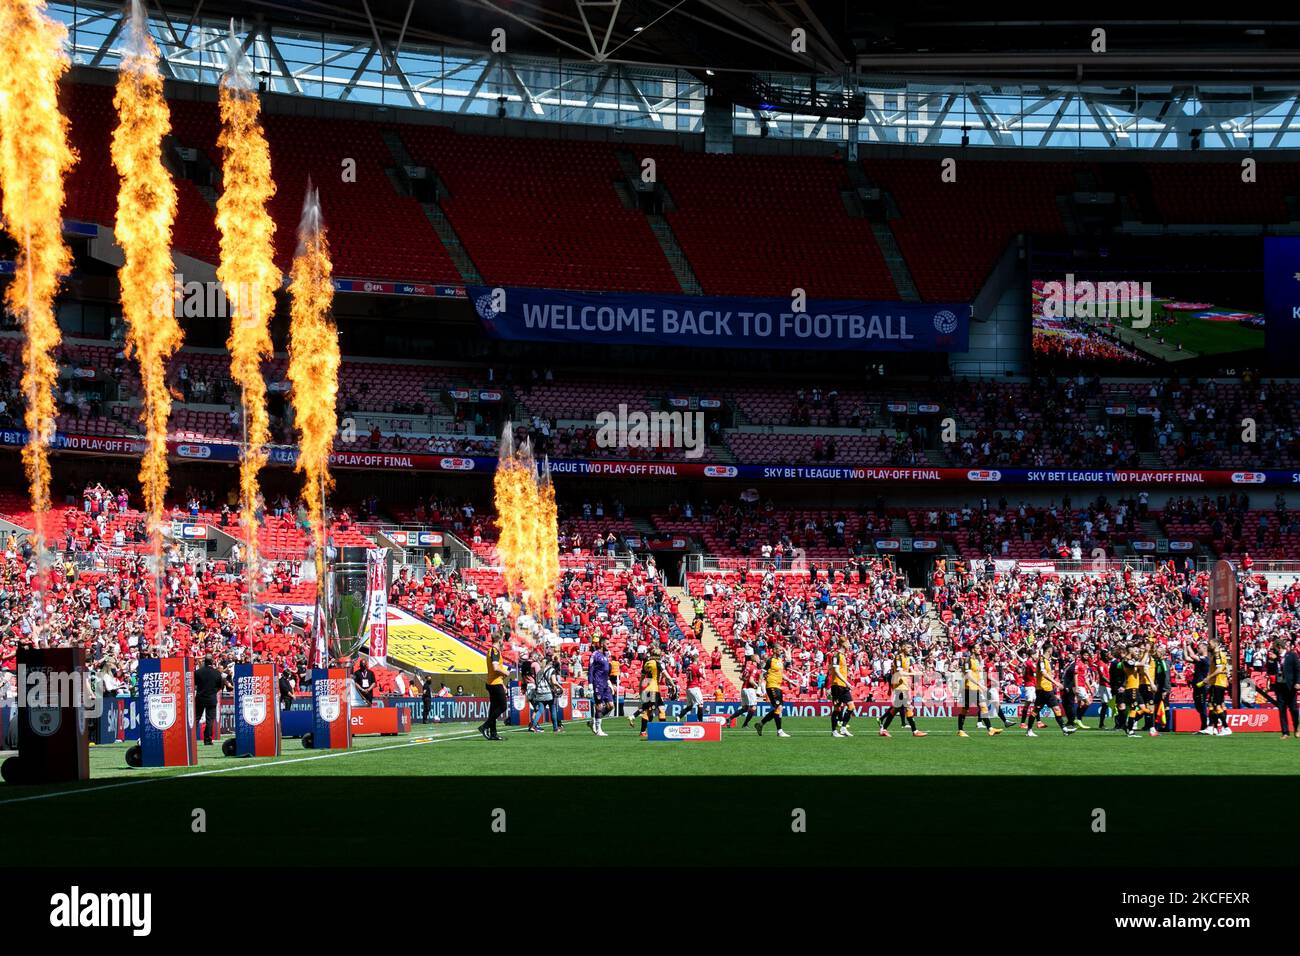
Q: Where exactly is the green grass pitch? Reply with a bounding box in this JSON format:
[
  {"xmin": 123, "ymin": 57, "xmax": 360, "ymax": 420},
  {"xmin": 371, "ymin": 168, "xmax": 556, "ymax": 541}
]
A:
[{"xmin": 9, "ymin": 716, "xmax": 1295, "ymax": 792}]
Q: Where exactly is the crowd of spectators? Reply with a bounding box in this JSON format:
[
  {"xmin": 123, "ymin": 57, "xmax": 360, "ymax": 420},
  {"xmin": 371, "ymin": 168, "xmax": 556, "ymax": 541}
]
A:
[{"xmin": 687, "ymin": 556, "xmax": 1299, "ymax": 706}]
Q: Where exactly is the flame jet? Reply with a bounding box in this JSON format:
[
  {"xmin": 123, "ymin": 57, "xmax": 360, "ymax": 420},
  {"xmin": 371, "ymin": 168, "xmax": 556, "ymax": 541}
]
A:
[
  {"xmin": 110, "ymin": 0, "xmax": 181, "ymax": 619},
  {"xmin": 286, "ymin": 185, "xmax": 338, "ymax": 613},
  {"xmin": 215, "ymin": 24, "xmax": 278, "ymax": 606},
  {"xmin": 0, "ymin": 0, "xmax": 75, "ymax": 572},
  {"xmin": 493, "ymin": 423, "xmax": 560, "ymax": 627},
  {"xmin": 533, "ymin": 456, "xmax": 559, "ymax": 623},
  {"xmin": 492, "ymin": 422, "xmax": 533, "ymax": 610}
]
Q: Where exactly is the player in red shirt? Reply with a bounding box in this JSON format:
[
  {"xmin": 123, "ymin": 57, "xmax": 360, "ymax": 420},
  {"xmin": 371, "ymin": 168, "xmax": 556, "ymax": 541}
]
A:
[
  {"xmin": 729, "ymin": 655, "xmax": 762, "ymax": 729},
  {"xmin": 679, "ymin": 657, "xmax": 707, "ymax": 722},
  {"xmin": 1018, "ymin": 647, "xmax": 1046, "ymax": 729}
]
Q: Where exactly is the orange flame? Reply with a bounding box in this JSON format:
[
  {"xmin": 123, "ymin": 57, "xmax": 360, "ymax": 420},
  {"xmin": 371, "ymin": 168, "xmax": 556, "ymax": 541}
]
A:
[
  {"xmin": 286, "ymin": 186, "xmax": 338, "ymax": 600},
  {"xmin": 492, "ymin": 423, "xmax": 531, "ymax": 603},
  {"xmin": 0, "ymin": 0, "xmax": 75, "ymax": 557},
  {"xmin": 111, "ymin": 0, "xmax": 181, "ymax": 569},
  {"xmin": 215, "ymin": 29, "xmax": 278, "ymax": 585},
  {"xmin": 533, "ymin": 457, "xmax": 559, "ymax": 622},
  {"xmin": 492, "ymin": 424, "xmax": 559, "ymax": 626}
]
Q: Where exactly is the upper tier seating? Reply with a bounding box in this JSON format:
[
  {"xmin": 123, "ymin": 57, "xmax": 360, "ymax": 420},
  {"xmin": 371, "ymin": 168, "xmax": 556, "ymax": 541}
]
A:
[{"xmin": 399, "ymin": 127, "xmax": 679, "ymax": 293}]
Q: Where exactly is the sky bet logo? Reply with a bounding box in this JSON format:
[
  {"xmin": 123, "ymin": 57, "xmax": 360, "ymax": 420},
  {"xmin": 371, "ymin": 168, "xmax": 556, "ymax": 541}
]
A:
[
  {"xmin": 50, "ymin": 886, "xmax": 151, "ymax": 936},
  {"xmin": 967, "ymin": 469, "xmax": 1002, "ymax": 482},
  {"xmin": 663, "ymin": 724, "xmax": 707, "ymax": 740}
]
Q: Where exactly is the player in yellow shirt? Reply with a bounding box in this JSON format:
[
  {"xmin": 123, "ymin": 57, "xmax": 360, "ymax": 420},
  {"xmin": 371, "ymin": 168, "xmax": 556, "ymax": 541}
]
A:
[
  {"xmin": 631, "ymin": 648, "xmax": 670, "ymax": 738},
  {"xmin": 957, "ymin": 645, "xmax": 1003, "ymax": 738},
  {"xmin": 477, "ymin": 633, "xmax": 510, "ymax": 741},
  {"xmin": 1203, "ymin": 636, "xmax": 1233, "ymax": 736},
  {"xmin": 755, "ymin": 642, "xmax": 791, "ymax": 738},
  {"xmin": 1025, "ymin": 646, "xmax": 1074, "ymax": 738},
  {"xmin": 828, "ymin": 637, "xmax": 855, "ymax": 738},
  {"xmin": 1134, "ymin": 638, "xmax": 1160, "ymax": 737},
  {"xmin": 879, "ymin": 643, "xmax": 927, "ymax": 738},
  {"xmin": 1119, "ymin": 644, "xmax": 1142, "ymax": 737}
]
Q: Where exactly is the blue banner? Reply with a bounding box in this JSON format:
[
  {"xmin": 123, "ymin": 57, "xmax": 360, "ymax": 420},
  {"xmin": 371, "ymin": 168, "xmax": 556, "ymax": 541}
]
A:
[
  {"xmin": 1265, "ymin": 236, "xmax": 1300, "ymax": 356},
  {"xmin": 470, "ymin": 286, "xmax": 970, "ymax": 352}
]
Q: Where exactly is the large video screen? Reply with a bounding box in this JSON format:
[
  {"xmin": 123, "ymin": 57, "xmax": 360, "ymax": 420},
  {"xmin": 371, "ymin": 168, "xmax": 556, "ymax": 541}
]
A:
[
  {"xmin": 1263, "ymin": 236, "xmax": 1300, "ymax": 358},
  {"xmin": 1030, "ymin": 237, "xmax": 1265, "ymax": 372}
]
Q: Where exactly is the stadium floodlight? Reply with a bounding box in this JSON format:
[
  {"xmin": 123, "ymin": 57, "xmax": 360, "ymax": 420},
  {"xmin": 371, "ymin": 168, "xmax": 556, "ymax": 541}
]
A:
[{"xmin": 734, "ymin": 78, "xmax": 866, "ymax": 120}]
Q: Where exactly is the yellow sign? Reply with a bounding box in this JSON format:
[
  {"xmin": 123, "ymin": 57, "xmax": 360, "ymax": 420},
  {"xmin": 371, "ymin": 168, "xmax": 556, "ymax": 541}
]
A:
[{"xmin": 387, "ymin": 608, "xmax": 486, "ymax": 675}]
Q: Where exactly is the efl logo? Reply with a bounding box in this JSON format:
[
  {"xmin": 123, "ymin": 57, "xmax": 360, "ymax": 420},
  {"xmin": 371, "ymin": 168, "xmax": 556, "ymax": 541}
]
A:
[
  {"xmin": 1231, "ymin": 472, "xmax": 1265, "ymax": 484},
  {"xmin": 703, "ymin": 465, "xmax": 737, "ymax": 478},
  {"xmin": 664, "ymin": 724, "xmax": 706, "ymax": 740},
  {"xmin": 967, "ymin": 469, "xmax": 1001, "ymax": 482},
  {"xmin": 647, "ymin": 721, "xmax": 722, "ymax": 741},
  {"xmin": 439, "ymin": 457, "xmax": 475, "ymax": 471},
  {"xmin": 176, "ymin": 444, "xmax": 211, "ymax": 459}
]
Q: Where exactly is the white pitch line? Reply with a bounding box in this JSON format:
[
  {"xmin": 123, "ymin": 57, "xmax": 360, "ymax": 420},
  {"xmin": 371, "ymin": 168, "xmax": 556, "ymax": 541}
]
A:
[{"xmin": 0, "ymin": 727, "xmax": 502, "ymax": 806}]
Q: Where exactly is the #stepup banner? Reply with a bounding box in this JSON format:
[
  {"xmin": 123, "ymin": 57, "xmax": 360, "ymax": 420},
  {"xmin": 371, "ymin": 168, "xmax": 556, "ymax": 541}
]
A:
[
  {"xmin": 137, "ymin": 657, "xmax": 196, "ymax": 768},
  {"xmin": 310, "ymin": 667, "xmax": 352, "ymax": 750},
  {"xmin": 233, "ymin": 662, "xmax": 281, "ymax": 757},
  {"xmin": 364, "ymin": 548, "xmax": 390, "ymax": 666}
]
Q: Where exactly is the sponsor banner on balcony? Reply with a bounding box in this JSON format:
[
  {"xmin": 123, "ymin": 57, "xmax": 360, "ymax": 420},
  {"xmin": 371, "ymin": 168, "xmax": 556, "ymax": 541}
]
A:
[
  {"xmin": 386, "ymin": 530, "xmax": 444, "ymax": 548},
  {"xmin": 470, "ymin": 285, "xmax": 971, "ymax": 352},
  {"xmin": 8, "ymin": 429, "xmax": 1300, "ymax": 486},
  {"xmin": 446, "ymin": 387, "xmax": 503, "ymax": 403},
  {"xmin": 332, "ymin": 278, "xmax": 466, "ymax": 298}
]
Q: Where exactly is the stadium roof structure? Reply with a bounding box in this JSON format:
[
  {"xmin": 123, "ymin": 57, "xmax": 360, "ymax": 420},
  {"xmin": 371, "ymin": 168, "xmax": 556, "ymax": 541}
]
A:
[
  {"xmin": 149, "ymin": 0, "xmax": 851, "ymax": 74},
  {"xmin": 53, "ymin": 1, "xmax": 1300, "ymax": 149}
]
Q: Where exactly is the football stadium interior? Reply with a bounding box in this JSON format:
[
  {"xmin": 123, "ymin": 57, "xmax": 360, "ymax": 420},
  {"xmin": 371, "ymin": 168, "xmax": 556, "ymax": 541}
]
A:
[{"xmin": 5, "ymin": 0, "xmax": 1300, "ymax": 824}]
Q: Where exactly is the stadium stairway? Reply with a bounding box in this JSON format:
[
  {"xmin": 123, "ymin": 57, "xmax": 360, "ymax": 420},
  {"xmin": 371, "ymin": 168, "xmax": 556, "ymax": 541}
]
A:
[
  {"xmin": 846, "ymin": 162, "xmax": 920, "ymax": 301},
  {"xmin": 613, "ymin": 148, "xmax": 702, "ymax": 295},
  {"xmin": 646, "ymin": 212, "xmax": 703, "ymax": 295},
  {"xmin": 668, "ymin": 584, "xmax": 744, "ymax": 690},
  {"xmin": 708, "ymin": 441, "xmax": 737, "ymax": 463},
  {"xmin": 380, "ymin": 128, "xmax": 484, "ymax": 285}
]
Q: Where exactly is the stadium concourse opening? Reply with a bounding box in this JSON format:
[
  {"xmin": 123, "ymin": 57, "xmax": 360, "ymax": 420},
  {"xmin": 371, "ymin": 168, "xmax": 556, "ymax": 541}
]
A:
[{"xmin": 1, "ymin": 0, "xmax": 1299, "ymax": 935}]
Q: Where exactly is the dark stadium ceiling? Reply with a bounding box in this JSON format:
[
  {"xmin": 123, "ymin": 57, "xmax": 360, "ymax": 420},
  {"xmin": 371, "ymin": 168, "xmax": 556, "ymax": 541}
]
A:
[{"xmin": 155, "ymin": 1, "xmax": 1300, "ymax": 81}]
